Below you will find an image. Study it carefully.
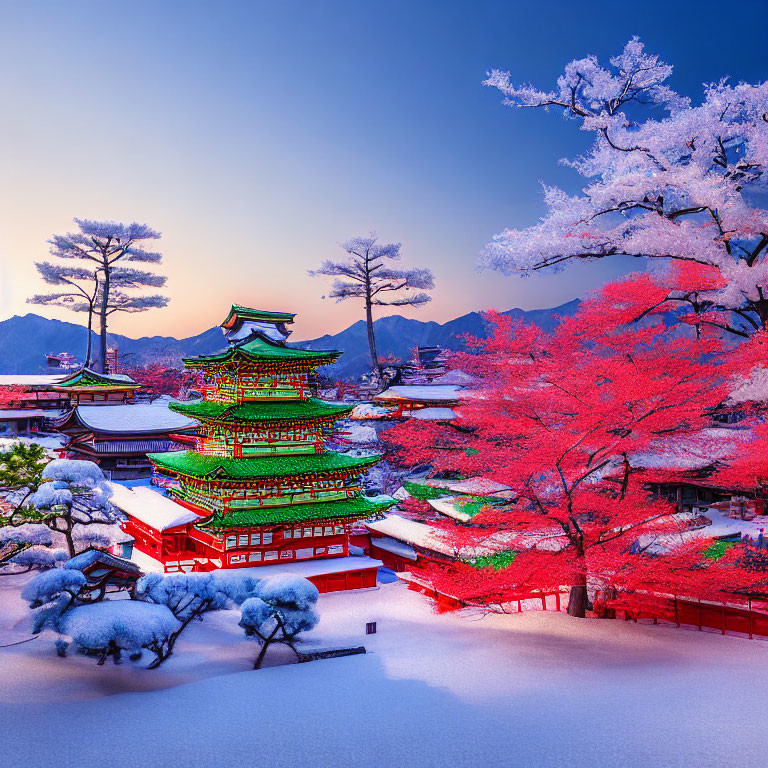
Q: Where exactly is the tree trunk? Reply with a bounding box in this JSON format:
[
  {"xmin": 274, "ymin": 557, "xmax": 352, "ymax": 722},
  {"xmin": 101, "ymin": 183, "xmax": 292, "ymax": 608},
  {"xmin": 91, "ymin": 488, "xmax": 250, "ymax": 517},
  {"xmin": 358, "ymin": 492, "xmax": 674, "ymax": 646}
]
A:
[
  {"xmin": 97, "ymin": 268, "xmax": 110, "ymax": 373},
  {"xmin": 567, "ymin": 570, "xmax": 588, "ymax": 618},
  {"xmin": 364, "ymin": 296, "xmax": 380, "ymax": 386},
  {"xmin": 85, "ymin": 305, "xmax": 94, "ymax": 369},
  {"xmin": 253, "ymin": 640, "xmax": 272, "ymax": 670},
  {"xmin": 61, "ymin": 515, "xmax": 77, "ymax": 558}
]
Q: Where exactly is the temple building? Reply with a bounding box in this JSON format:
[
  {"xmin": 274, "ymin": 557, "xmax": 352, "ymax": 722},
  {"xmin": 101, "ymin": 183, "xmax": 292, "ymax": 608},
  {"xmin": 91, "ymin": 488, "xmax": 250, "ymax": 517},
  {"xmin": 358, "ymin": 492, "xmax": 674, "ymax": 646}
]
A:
[
  {"xmin": 55, "ymin": 398, "xmax": 197, "ymax": 479},
  {"xmin": 0, "ymin": 369, "xmax": 139, "ymax": 436},
  {"xmin": 117, "ymin": 305, "xmax": 393, "ymax": 590}
]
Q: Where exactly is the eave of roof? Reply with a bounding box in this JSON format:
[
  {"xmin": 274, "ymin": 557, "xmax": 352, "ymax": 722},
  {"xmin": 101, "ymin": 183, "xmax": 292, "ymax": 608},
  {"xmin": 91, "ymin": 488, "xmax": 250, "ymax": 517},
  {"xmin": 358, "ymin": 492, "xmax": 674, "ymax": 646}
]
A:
[
  {"xmin": 182, "ymin": 335, "xmax": 340, "ymax": 368},
  {"xmin": 221, "ymin": 305, "xmax": 296, "ymax": 329},
  {"xmin": 169, "ymin": 397, "xmax": 353, "ymax": 424},
  {"xmin": 148, "ymin": 449, "xmax": 381, "ymax": 481},
  {"xmin": 198, "ymin": 495, "xmax": 394, "ymax": 529}
]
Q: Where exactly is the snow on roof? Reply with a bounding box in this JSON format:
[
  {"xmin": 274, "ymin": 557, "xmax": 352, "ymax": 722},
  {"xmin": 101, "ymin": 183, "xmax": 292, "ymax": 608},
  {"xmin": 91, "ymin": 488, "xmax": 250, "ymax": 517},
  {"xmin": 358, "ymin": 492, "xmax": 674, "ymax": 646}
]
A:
[
  {"xmin": 65, "ymin": 548, "xmax": 141, "ymax": 574},
  {"xmin": 338, "ymin": 423, "xmax": 379, "ymax": 444},
  {"xmin": 0, "ymin": 374, "xmax": 64, "ymax": 387},
  {"xmin": 367, "ymin": 515, "xmax": 455, "ymax": 555},
  {"xmin": 108, "ymin": 482, "xmax": 202, "ymax": 532},
  {"xmin": 632, "ymin": 428, "xmax": 751, "ymax": 471},
  {"xmin": 370, "ymin": 536, "xmax": 418, "ymax": 561},
  {"xmin": 410, "ymin": 407, "xmax": 457, "ymax": 421},
  {"xmin": 427, "ymin": 496, "xmax": 474, "ymax": 523},
  {"xmin": 75, "ymin": 402, "xmax": 197, "ymax": 434},
  {"xmin": 692, "ymin": 506, "xmax": 768, "ymax": 542},
  {"xmin": 727, "ymin": 367, "xmax": 768, "ymax": 405},
  {"xmin": 373, "ymin": 385, "xmax": 464, "ymax": 403},
  {"xmin": 0, "ymin": 409, "xmax": 46, "ymax": 418},
  {"xmin": 430, "ymin": 370, "xmax": 476, "ymax": 386},
  {"xmin": 431, "ymin": 477, "xmax": 515, "ymax": 498},
  {"xmin": 349, "ymin": 403, "xmax": 397, "ymax": 420}
]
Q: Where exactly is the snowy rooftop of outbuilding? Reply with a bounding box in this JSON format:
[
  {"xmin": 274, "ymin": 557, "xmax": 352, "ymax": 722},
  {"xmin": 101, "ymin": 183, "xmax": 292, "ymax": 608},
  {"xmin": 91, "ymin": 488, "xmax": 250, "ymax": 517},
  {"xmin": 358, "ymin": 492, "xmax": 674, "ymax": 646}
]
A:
[
  {"xmin": 109, "ymin": 482, "xmax": 202, "ymax": 532},
  {"xmin": 349, "ymin": 403, "xmax": 397, "ymax": 420},
  {"xmin": 726, "ymin": 367, "xmax": 768, "ymax": 405},
  {"xmin": 131, "ymin": 549, "xmax": 383, "ymax": 577},
  {"xmin": 75, "ymin": 402, "xmax": 198, "ymax": 434},
  {"xmin": 370, "ymin": 536, "xmax": 418, "ymax": 561},
  {"xmin": 367, "ymin": 515, "xmax": 455, "ymax": 555},
  {"xmin": 373, "ymin": 385, "xmax": 464, "ymax": 403},
  {"xmin": 430, "ymin": 477, "xmax": 515, "ymax": 498},
  {"xmin": 0, "ymin": 374, "xmax": 64, "ymax": 387},
  {"xmin": 632, "ymin": 427, "xmax": 751, "ymax": 471},
  {"xmin": 0, "ymin": 409, "xmax": 46, "ymax": 419},
  {"xmin": 430, "ymin": 370, "xmax": 476, "ymax": 386},
  {"xmin": 410, "ymin": 407, "xmax": 457, "ymax": 421}
]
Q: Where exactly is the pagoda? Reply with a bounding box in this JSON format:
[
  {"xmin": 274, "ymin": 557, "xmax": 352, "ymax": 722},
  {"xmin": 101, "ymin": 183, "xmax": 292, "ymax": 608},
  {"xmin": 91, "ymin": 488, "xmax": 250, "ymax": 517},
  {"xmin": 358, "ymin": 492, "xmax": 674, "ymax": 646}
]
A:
[{"xmin": 122, "ymin": 305, "xmax": 393, "ymax": 586}]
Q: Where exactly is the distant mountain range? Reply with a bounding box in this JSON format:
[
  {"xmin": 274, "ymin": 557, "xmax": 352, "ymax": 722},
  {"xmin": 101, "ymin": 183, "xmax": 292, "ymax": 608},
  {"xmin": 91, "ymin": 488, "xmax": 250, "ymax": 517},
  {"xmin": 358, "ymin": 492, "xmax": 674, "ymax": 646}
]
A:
[{"xmin": 0, "ymin": 300, "xmax": 580, "ymax": 380}]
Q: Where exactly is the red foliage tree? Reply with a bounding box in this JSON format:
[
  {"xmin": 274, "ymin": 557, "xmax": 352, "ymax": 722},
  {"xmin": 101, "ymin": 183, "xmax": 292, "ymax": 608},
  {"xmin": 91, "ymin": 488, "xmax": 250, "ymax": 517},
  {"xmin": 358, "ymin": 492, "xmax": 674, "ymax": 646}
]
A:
[
  {"xmin": 126, "ymin": 365, "xmax": 201, "ymax": 400},
  {"xmin": 0, "ymin": 386, "xmax": 28, "ymax": 409},
  {"xmin": 385, "ymin": 277, "xmax": 748, "ymax": 617}
]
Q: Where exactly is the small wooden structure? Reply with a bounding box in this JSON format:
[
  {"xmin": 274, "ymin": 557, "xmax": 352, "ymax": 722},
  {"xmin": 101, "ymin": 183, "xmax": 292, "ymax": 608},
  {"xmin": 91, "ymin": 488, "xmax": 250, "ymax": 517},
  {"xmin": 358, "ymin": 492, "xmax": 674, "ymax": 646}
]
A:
[{"xmin": 64, "ymin": 548, "xmax": 143, "ymax": 601}]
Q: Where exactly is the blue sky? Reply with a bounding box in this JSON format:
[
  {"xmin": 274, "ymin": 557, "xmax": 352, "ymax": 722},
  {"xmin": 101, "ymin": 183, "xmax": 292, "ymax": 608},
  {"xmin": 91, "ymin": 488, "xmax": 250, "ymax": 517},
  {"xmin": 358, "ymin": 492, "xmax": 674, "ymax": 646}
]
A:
[{"xmin": 0, "ymin": 0, "xmax": 765, "ymax": 339}]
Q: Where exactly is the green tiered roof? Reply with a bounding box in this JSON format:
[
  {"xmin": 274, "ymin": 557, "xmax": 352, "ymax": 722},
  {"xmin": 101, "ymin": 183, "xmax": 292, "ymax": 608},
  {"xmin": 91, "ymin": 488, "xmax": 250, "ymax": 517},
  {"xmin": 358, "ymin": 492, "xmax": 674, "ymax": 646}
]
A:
[
  {"xmin": 182, "ymin": 335, "xmax": 341, "ymax": 368},
  {"xmin": 199, "ymin": 496, "xmax": 394, "ymax": 530},
  {"xmin": 55, "ymin": 369, "xmax": 139, "ymax": 389},
  {"xmin": 169, "ymin": 397, "xmax": 353, "ymax": 424},
  {"xmin": 148, "ymin": 450, "xmax": 381, "ymax": 481},
  {"xmin": 222, "ymin": 305, "xmax": 296, "ymax": 327}
]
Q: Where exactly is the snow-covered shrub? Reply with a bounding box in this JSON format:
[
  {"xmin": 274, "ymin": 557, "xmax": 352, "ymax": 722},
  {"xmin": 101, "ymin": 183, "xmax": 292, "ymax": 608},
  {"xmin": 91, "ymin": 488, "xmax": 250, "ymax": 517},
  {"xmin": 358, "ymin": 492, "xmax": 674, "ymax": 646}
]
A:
[
  {"xmin": 54, "ymin": 601, "xmax": 180, "ymax": 665},
  {"xmin": 30, "ymin": 482, "xmax": 74, "ymax": 510},
  {"xmin": 9, "ymin": 545, "xmax": 68, "ymax": 570},
  {"xmin": 22, "ymin": 568, "xmax": 87, "ymax": 608},
  {"xmin": 211, "ymin": 570, "xmax": 264, "ymax": 605},
  {"xmin": 134, "ymin": 571, "xmax": 261, "ymax": 668},
  {"xmin": 24, "ymin": 459, "xmax": 118, "ymax": 559},
  {"xmin": 239, "ymin": 575, "xmax": 320, "ymax": 668},
  {"xmin": 0, "ymin": 523, "xmax": 54, "ymax": 547},
  {"xmin": 23, "ymin": 568, "xmax": 89, "ymax": 635},
  {"xmin": 259, "ymin": 574, "xmax": 320, "ymax": 611}
]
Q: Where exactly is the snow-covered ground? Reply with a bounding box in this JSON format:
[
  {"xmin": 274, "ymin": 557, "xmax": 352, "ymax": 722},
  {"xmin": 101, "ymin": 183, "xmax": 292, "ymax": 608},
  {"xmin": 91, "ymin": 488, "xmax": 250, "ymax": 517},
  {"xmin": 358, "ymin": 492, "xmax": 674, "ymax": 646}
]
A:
[{"xmin": 1, "ymin": 574, "xmax": 767, "ymax": 767}]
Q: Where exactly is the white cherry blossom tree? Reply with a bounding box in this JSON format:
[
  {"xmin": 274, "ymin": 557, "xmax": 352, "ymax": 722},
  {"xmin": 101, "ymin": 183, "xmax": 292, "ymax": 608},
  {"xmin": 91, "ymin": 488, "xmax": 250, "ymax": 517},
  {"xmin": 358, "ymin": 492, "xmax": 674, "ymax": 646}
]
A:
[{"xmin": 482, "ymin": 38, "xmax": 768, "ymax": 337}]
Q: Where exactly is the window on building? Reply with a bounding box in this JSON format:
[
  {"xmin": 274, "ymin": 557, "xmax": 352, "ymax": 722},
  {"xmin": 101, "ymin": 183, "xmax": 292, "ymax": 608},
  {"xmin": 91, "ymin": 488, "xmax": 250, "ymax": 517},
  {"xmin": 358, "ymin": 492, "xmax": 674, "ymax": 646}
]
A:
[
  {"xmin": 315, "ymin": 547, "xmax": 326, "ymax": 556},
  {"xmin": 226, "ymin": 536, "xmax": 237, "ymax": 549},
  {"xmin": 283, "ymin": 529, "xmax": 291, "ymax": 539},
  {"xmin": 323, "ymin": 526, "xmax": 333, "ymax": 536},
  {"xmin": 238, "ymin": 534, "xmax": 248, "ymax": 546},
  {"xmin": 334, "ymin": 525, "xmax": 344, "ymax": 534},
  {"xmin": 304, "ymin": 527, "xmax": 312, "ymax": 537},
  {"xmin": 295, "ymin": 547, "xmax": 313, "ymax": 559},
  {"xmin": 280, "ymin": 550, "xmax": 293, "ymax": 559},
  {"xmin": 248, "ymin": 552, "xmax": 262, "ymax": 562},
  {"xmin": 250, "ymin": 533, "xmax": 261, "ymax": 546},
  {"xmin": 313, "ymin": 526, "xmax": 322, "ymax": 537},
  {"xmin": 328, "ymin": 545, "xmax": 343, "ymax": 555},
  {"xmin": 230, "ymin": 554, "xmax": 246, "ymax": 564},
  {"xmin": 263, "ymin": 532, "xmax": 273, "ymax": 545},
  {"xmin": 293, "ymin": 528, "xmax": 302, "ymax": 538},
  {"xmin": 264, "ymin": 551, "xmax": 278, "ymax": 561}
]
